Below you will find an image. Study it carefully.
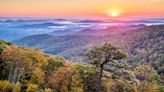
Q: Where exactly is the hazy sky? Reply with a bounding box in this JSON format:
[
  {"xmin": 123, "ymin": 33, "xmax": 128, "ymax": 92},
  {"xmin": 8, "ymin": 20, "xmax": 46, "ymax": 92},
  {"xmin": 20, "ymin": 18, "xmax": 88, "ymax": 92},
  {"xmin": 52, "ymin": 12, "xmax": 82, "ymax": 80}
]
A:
[{"xmin": 0, "ymin": 0, "xmax": 164, "ymax": 18}]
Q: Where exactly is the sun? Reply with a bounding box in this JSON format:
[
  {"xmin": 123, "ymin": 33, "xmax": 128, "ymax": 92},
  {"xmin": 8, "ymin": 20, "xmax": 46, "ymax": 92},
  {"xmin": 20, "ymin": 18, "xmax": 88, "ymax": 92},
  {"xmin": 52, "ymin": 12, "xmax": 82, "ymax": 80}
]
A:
[
  {"xmin": 107, "ymin": 9, "xmax": 122, "ymax": 17},
  {"xmin": 111, "ymin": 12, "xmax": 119, "ymax": 17}
]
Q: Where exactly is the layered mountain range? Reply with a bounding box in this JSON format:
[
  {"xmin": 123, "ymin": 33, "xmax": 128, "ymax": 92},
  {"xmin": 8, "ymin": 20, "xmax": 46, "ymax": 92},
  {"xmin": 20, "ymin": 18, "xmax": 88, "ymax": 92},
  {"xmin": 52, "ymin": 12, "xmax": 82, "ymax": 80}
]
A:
[{"xmin": 14, "ymin": 25, "xmax": 164, "ymax": 74}]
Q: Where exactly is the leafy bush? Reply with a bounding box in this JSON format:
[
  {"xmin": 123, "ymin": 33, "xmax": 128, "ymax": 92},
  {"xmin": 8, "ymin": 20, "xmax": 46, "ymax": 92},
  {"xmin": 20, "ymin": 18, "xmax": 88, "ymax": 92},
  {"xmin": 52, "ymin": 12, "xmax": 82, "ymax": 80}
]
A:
[
  {"xmin": 0, "ymin": 40, "xmax": 12, "ymax": 46},
  {"xmin": 0, "ymin": 80, "xmax": 13, "ymax": 92},
  {"xmin": 47, "ymin": 63, "xmax": 82, "ymax": 92},
  {"xmin": 109, "ymin": 79, "xmax": 137, "ymax": 92},
  {"xmin": 30, "ymin": 67, "xmax": 45, "ymax": 87},
  {"xmin": 26, "ymin": 83, "xmax": 38, "ymax": 92},
  {"xmin": 45, "ymin": 56, "xmax": 64, "ymax": 73},
  {"xmin": 158, "ymin": 86, "xmax": 164, "ymax": 92},
  {"xmin": 0, "ymin": 45, "xmax": 6, "ymax": 54},
  {"xmin": 43, "ymin": 88, "xmax": 52, "ymax": 92},
  {"xmin": 75, "ymin": 64, "xmax": 99, "ymax": 92},
  {"xmin": 12, "ymin": 82, "xmax": 21, "ymax": 92}
]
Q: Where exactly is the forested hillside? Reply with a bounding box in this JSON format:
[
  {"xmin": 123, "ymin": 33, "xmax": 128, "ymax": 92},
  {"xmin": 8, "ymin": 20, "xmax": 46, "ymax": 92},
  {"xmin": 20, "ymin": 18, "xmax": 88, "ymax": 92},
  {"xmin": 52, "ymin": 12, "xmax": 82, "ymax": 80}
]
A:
[
  {"xmin": 121, "ymin": 25, "xmax": 164, "ymax": 74},
  {"xmin": 0, "ymin": 40, "xmax": 163, "ymax": 92},
  {"xmin": 14, "ymin": 25, "xmax": 164, "ymax": 72}
]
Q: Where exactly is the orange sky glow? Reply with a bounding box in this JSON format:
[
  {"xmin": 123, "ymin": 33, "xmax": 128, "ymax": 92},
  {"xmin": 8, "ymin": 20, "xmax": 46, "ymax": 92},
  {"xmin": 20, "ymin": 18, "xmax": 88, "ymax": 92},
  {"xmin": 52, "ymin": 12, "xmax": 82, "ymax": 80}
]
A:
[{"xmin": 0, "ymin": 0, "xmax": 164, "ymax": 18}]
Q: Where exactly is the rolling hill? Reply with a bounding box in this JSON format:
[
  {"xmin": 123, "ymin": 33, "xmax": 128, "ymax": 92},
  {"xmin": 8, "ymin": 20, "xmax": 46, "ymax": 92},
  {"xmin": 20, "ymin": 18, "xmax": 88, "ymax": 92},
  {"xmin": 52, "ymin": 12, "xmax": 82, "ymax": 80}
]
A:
[{"xmin": 14, "ymin": 25, "xmax": 164, "ymax": 73}]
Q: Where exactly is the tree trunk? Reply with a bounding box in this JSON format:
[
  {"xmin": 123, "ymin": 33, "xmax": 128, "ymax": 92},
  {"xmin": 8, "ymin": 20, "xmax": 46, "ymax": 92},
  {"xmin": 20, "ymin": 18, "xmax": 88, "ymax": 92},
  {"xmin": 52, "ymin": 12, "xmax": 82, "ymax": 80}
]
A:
[
  {"xmin": 16, "ymin": 73, "xmax": 22, "ymax": 83},
  {"xmin": 97, "ymin": 65, "xmax": 103, "ymax": 92}
]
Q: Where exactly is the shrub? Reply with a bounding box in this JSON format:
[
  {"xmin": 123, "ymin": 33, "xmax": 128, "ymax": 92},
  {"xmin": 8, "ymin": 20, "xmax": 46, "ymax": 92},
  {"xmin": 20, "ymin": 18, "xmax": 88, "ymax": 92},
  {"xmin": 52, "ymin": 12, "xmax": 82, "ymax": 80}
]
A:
[
  {"xmin": 0, "ymin": 80, "xmax": 13, "ymax": 92},
  {"xmin": 26, "ymin": 83, "xmax": 38, "ymax": 92},
  {"xmin": 109, "ymin": 79, "xmax": 137, "ymax": 92},
  {"xmin": 43, "ymin": 88, "xmax": 52, "ymax": 92},
  {"xmin": 158, "ymin": 86, "xmax": 164, "ymax": 92},
  {"xmin": 12, "ymin": 82, "xmax": 21, "ymax": 92},
  {"xmin": 45, "ymin": 56, "xmax": 64, "ymax": 72},
  {"xmin": 0, "ymin": 40, "xmax": 12, "ymax": 46}
]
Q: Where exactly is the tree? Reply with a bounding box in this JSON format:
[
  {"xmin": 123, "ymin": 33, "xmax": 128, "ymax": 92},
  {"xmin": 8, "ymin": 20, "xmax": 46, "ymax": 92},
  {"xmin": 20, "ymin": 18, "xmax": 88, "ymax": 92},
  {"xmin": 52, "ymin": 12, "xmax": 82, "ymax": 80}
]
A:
[
  {"xmin": 85, "ymin": 43, "xmax": 127, "ymax": 92},
  {"xmin": 1, "ymin": 46, "xmax": 48, "ymax": 85},
  {"xmin": 30, "ymin": 67, "xmax": 45, "ymax": 88},
  {"xmin": 109, "ymin": 79, "xmax": 137, "ymax": 92},
  {"xmin": 75, "ymin": 64, "xmax": 110, "ymax": 92},
  {"xmin": 47, "ymin": 63, "xmax": 82, "ymax": 92},
  {"xmin": 44, "ymin": 56, "xmax": 64, "ymax": 77},
  {"xmin": 1, "ymin": 46, "xmax": 33, "ymax": 84},
  {"xmin": 0, "ymin": 40, "xmax": 12, "ymax": 80},
  {"xmin": 134, "ymin": 66, "xmax": 161, "ymax": 92}
]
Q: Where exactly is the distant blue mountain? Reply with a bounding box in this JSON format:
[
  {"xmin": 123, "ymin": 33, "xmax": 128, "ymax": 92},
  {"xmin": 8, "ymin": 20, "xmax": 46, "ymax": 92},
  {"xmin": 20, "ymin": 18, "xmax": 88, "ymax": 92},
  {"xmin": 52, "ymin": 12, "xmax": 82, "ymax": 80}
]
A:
[
  {"xmin": 15, "ymin": 22, "xmax": 65, "ymax": 29},
  {"xmin": 0, "ymin": 18, "xmax": 164, "ymax": 42},
  {"xmin": 77, "ymin": 20, "xmax": 105, "ymax": 23}
]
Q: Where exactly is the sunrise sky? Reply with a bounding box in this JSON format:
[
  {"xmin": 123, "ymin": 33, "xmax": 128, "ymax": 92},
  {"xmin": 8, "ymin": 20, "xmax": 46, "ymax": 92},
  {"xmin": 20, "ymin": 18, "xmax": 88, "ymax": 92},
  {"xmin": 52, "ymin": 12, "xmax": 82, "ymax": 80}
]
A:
[{"xmin": 0, "ymin": 0, "xmax": 164, "ymax": 18}]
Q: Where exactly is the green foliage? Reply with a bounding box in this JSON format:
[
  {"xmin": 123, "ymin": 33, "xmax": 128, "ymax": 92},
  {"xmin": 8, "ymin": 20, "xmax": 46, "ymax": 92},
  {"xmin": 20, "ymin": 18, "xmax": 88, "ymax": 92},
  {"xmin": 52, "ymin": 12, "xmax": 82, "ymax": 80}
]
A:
[
  {"xmin": 134, "ymin": 66, "xmax": 162, "ymax": 92},
  {"xmin": 26, "ymin": 83, "xmax": 39, "ymax": 92},
  {"xmin": 75, "ymin": 64, "xmax": 99, "ymax": 92},
  {"xmin": 85, "ymin": 43, "xmax": 127, "ymax": 66},
  {"xmin": 135, "ymin": 66, "xmax": 161, "ymax": 82},
  {"xmin": 43, "ymin": 88, "xmax": 53, "ymax": 92},
  {"xmin": 0, "ymin": 45, "xmax": 6, "ymax": 54},
  {"xmin": 109, "ymin": 79, "xmax": 137, "ymax": 92},
  {"xmin": 75, "ymin": 64, "xmax": 111, "ymax": 92},
  {"xmin": 12, "ymin": 82, "xmax": 21, "ymax": 92},
  {"xmin": 0, "ymin": 81, "xmax": 21, "ymax": 92},
  {"xmin": 47, "ymin": 63, "xmax": 83, "ymax": 92},
  {"xmin": 153, "ymin": 73, "xmax": 161, "ymax": 82},
  {"xmin": 30, "ymin": 67, "xmax": 45, "ymax": 87},
  {"xmin": 160, "ymin": 55, "xmax": 164, "ymax": 62},
  {"xmin": 1, "ymin": 46, "xmax": 35, "ymax": 84},
  {"xmin": 14, "ymin": 25, "xmax": 164, "ymax": 74},
  {"xmin": 158, "ymin": 86, "xmax": 164, "ymax": 92},
  {"xmin": 0, "ymin": 40, "xmax": 12, "ymax": 46},
  {"xmin": 1, "ymin": 45, "xmax": 49, "ymax": 84},
  {"xmin": 45, "ymin": 56, "xmax": 64, "ymax": 73},
  {"xmin": 85, "ymin": 43, "xmax": 128, "ymax": 92},
  {"xmin": 0, "ymin": 39, "xmax": 163, "ymax": 92},
  {"xmin": 0, "ymin": 80, "xmax": 13, "ymax": 92},
  {"xmin": 138, "ymin": 82, "xmax": 159, "ymax": 92}
]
